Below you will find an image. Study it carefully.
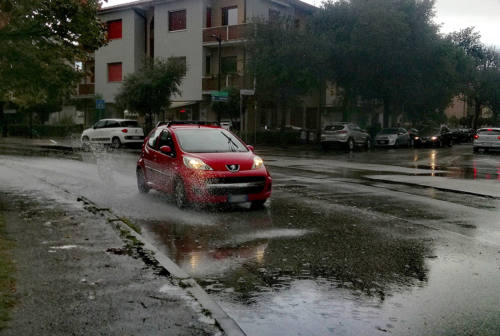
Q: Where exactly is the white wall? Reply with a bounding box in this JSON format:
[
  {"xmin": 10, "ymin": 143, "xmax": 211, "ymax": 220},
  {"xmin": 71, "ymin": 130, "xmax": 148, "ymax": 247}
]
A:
[
  {"xmin": 154, "ymin": 0, "xmax": 204, "ymax": 102},
  {"xmin": 95, "ymin": 9, "xmax": 146, "ymax": 103}
]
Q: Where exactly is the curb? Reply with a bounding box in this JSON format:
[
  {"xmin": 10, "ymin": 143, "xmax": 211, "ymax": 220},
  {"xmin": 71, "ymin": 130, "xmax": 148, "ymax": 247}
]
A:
[{"xmin": 78, "ymin": 196, "xmax": 246, "ymax": 336}]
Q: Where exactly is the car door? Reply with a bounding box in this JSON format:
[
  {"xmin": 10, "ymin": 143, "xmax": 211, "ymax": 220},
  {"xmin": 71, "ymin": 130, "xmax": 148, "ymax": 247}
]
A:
[
  {"xmin": 90, "ymin": 120, "xmax": 107, "ymax": 143},
  {"xmin": 143, "ymin": 128, "xmax": 162, "ymax": 186},
  {"xmin": 154, "ymin": 130, "xmax": 177, "ymax": 192},
  {"xmin": 104, "ymin": 120, "xmax": 120, "ymax": 144}
]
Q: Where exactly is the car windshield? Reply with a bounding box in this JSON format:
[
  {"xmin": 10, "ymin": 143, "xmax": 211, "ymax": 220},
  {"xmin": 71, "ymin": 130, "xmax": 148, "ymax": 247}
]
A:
[
  {"xmin": 324, "ymin": 125, "xmax": 345, "ymax": 131},
  {"xmin": 174, "ymin": 129, "xmax": 248, "ymax": 153},
  {"xmin": 420, "ymin": 128, "xmax": 440, "ymax": 136},
  {"xmin": 478, "ymin": 129, "xmax": 500, "ymax": 135},
  {"xmin": 379, "ymin": 128, "xmax": 399, "ymax": 134},
  {"xmin": 120, "ymin": 120, "xmax": 139, "ymax": 127}
]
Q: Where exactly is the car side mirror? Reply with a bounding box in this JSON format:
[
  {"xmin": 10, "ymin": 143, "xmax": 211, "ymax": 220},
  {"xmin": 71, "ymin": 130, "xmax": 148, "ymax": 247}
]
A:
[
  {"xmin": 247, "ymin": 145, "xmax": 255, "ymax": 152},
  {"xmin": 160, "ymin": 145, "xmax": 172, "ymax": 154}
]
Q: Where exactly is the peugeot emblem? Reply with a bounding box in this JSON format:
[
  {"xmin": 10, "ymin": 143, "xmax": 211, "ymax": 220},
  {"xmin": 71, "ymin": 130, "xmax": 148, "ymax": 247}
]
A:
[{"xmin": 226, "ymin": 164, "xmax": 240, "ymax": 172}]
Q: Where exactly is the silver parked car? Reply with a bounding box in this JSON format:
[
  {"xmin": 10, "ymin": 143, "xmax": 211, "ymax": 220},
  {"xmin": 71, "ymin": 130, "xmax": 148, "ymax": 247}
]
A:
[
  {"xmin": 473, "ymin": 127, "xmax": 500, "ymax": 153},
  {"xmin": 375, "ymin": 128, "xmax": 410, "ymax": 147},
  {"xmin": 320, "ymin": 122, "xmax": 371, "ymax": 151}
]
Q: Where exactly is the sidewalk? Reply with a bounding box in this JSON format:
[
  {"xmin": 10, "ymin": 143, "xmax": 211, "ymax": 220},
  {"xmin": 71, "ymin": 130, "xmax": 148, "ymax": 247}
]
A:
[
  {"xmin": 0, "ymin": 136, "xmax": 78, "ymax": 151},
  {"xmin": 0, "ymin": 191, "xmax": 222, "ymax": 336}
]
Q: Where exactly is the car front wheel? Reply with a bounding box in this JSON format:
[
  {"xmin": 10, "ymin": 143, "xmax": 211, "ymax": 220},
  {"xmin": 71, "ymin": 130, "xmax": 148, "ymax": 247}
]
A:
[
  {"xmin": 346, "ymin": 138, "xmax": 355, "ymax": 152},
  {"xmin": 112, "ymin": 137, "xmax": 121, "ymax": 149},
  {"xmin": 174, "ymin": 178, "xmax": 187, "ymax": 208},
  {"xmin": 136, "ymin": 168, "xmax": 150, "ymax": 194}
]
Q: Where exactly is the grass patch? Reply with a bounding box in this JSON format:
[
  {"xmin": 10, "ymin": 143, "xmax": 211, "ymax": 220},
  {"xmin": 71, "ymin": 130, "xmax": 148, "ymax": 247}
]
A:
[{"xmin": 0, "ymin": 212, "xmax": 15, "ymax": 330}]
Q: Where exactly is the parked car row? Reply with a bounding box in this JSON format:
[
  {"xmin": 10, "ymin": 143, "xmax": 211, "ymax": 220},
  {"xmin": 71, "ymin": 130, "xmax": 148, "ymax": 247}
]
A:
[{"xmin": 320, "ymin": 123, "xmax": 458, "ymax": 151}]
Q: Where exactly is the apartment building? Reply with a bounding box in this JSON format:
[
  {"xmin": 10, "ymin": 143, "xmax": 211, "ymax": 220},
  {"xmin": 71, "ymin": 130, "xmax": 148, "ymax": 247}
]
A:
[{"xmin": 75, "ymin": 0, "xmax": 318, "ymax": 130}]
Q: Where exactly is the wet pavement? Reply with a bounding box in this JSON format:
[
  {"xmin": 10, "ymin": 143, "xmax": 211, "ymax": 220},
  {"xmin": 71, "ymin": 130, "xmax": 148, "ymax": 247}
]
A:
[{"xmin": 1, "ymin": 139, "xmax": 500, "ymax": 335}]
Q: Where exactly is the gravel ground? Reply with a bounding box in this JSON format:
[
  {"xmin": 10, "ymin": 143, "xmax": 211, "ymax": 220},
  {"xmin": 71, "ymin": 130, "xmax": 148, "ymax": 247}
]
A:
[{"xmin": 0, "ymin": 190, "xmax": 222, "ymax": 336}]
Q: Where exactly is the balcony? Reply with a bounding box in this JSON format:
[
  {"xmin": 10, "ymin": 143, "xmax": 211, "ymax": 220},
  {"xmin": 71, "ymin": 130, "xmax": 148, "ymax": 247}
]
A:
[
  {"xmin": 77, "ymin": 83, "xmax": 95, "ymax": 96},
  {"xmin": 202, "ymin": 74, "xmax": 252, "ymax": 92},
  {"xmin": 203, "ymin": 24, "xmax": 248, "ymax": 44}
]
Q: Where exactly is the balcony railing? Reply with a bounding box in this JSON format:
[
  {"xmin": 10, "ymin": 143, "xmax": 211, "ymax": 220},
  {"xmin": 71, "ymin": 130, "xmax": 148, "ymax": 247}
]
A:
[
  {"xmin": 202, "ymin": 74, "xmax": 252, "ymax": 91},
  {"xmin": 203, "ymin": 24, "xmax": 248, "ymax": 43},
  {"xmin": 77, "ymin": 83, "xmax": 95, "ymax": 96}
]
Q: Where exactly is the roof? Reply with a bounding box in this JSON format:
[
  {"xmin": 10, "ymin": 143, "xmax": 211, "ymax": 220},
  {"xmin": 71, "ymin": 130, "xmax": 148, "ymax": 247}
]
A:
[{"xmin": 100, "ymin": 0, "xmax": 317, "ymax": 14}]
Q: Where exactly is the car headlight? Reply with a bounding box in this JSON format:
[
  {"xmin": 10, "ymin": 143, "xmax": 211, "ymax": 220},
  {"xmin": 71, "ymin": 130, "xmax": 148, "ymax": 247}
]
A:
[
  {"xmin": 252, "ymin": 156, "xmax": 264, "ymax": 169},
  {"xmin": 414, "ymin": 136, "xmax": 420, "ymax": 140},
  {"xmin": 183, "ymin": 157, "xmax": 213, "ymax": 170},
  {"xmin": 431, "ymin": 136, "xmax": 438, "ymax": 141}
]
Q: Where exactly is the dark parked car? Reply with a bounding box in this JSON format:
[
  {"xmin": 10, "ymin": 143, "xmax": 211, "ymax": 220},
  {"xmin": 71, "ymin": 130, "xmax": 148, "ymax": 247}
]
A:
[
  {"xmin": 415, "ymin": 126, "xmax": 453, "ymax": 147},
  {"xmin": 451, "ymin": 128, "xmax": 474, "ymax": 143}
]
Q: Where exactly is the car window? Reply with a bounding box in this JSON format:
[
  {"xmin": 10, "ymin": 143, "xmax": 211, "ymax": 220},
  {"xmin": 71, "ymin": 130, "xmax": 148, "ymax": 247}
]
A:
[
  {"xmin": 105, "ymin": 120, "xmax": 120, "ymax": 128},
  {"xmin": 158, "ymin": 131, "xmax": 175, "ymax": 151},
  {"xmin": 175, "ymin": 129, "xmax": 248, "ymax": 153},
  {"xmin": 120, "ymin": 120, "xmax": 139, "ymax": 127},
  {"xmin": 478, "ymin": 129, "xmax": 500, "ymax": 135},
  {"xmin": 324, "ymin": 125, "xmax": 345, "ymax": 131},
  {"xmin": 147, "ymin": 128, "xmax": 162, "ymax": 149},
  {"xmin": 94, "ymin": 120, "xmax": 106, "ymax": 129}
]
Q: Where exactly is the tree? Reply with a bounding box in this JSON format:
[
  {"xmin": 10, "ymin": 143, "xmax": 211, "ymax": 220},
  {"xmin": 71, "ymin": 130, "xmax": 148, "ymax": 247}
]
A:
[
  {"xmin": 311, "ymin": 0, "xmax": 465, "ymax": 126},
  {"xmin": 211, "ymin": 87, "xmax": 240, "ymax": 129},
  {"xmin": 0, "ymin": 0, "xmax": 106, "ymax": 136},
  {"xmin": 115, "ymin": 58, "xmax": 185, "ymax": 130},
  {"xmin": 449, "ymin": 28, "xmax": 500, "ymax": 128},
  {"xmin": 246, "ymin": 16, "xmax": 321, "ymax": 129}
]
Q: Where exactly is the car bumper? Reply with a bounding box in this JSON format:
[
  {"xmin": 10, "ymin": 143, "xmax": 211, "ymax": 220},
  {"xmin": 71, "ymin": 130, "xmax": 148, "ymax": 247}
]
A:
[
  {"xmin": 473, "ymin": 141, "xmax": 500, "ymax": 149},
  {"xmin": 375, "ymin": 139, "xmax": 397, "ymax": 146},
  {"xmin": 182, "ymin": 169, "xmax": 272, "ymax": 204}
]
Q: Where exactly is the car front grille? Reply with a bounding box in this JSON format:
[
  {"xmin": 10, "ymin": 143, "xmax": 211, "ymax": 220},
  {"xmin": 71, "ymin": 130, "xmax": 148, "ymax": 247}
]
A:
[{"xmin": 203, "ymin": 176, "xmax": 266, "ymax": 196}]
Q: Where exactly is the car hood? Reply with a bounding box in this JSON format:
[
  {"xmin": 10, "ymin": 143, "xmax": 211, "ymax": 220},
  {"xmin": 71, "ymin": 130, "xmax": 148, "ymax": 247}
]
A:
[
  {"xmin": 376, "ymin": 133, "xmax": 397, "ymax": 138},
  {"xmin": 419, "ymin": 130, "xmax": 440, "ymax": 137},
  {"xmin": 184, "ymin": 151, "xmax": 258, "ymax": 171}
]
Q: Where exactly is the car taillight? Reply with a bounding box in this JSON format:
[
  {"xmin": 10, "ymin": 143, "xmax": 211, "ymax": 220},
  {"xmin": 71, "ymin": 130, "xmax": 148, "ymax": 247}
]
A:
[
  {"xmin": 474, "ymin": 134, "xmax": 479, "ymax": 139},
  {"xmin": 121, "ymin": 129, "xmax": 128, "ymax": 133},
  {"xmin": 498, "ymin": 136, "xmax": 500, "ymax": 140}
]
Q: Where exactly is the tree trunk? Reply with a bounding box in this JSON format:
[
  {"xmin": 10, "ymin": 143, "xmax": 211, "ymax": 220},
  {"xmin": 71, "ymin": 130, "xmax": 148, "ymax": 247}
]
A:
[
  {"xmin": 383, "ymin": 97, "xmax": 391, "ymax": 128},
  {"xmin": 472, "ymin": 98, "xmax": 481, "ymax": 129}
]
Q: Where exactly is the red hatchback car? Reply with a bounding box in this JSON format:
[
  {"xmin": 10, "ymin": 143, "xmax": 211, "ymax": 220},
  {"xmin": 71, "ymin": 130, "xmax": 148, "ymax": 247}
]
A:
[{"xmin": 136, "ymin": 121, "xmax": 272, "ymax": 208}]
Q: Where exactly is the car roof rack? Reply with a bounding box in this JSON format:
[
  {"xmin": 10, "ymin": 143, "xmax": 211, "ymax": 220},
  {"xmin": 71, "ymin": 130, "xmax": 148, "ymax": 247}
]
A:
[{"xmin": 156, "ymin": 120, "xmax": 220, "ymax": 128}]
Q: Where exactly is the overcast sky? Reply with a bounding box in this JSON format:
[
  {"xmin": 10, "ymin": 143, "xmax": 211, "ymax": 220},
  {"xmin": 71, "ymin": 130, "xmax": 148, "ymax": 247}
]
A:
[{"xmin": 103, "ymin": 0, "xmax": 500, "ymax": 48}]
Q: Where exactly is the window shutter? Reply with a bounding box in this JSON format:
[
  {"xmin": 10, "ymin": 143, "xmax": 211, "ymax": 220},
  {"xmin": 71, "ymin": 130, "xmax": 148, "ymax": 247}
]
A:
[
  {"xmin": 169, "ymin": 10, "xmax": 186, "ymax": 31},
  {"xmin": 108, "ymin": 63, "xmax": 122, "ymax": 82},
  {"xmin": 107, "ymin": 20, "xmax": 122, "ymax": 40},
  {"xmin": 206, "ymin": 7, "xmax": 212, "ymax": 28}
]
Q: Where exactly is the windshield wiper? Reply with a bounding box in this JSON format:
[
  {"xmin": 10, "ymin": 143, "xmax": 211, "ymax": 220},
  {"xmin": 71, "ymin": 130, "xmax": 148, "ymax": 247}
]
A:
[{"xmin": 220, "ymin": 131, "xmax": 239, "ymax": 152}]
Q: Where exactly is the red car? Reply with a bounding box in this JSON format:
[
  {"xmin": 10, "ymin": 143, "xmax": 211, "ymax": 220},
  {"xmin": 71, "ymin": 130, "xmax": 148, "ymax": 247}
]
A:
[{"xmin": 136, "ymin": 121, "xmax": 272, "ymax": 208}]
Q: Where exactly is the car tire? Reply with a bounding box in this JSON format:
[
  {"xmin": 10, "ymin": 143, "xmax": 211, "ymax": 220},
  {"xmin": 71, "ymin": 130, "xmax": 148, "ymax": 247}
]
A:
[
  {"xmin": 174, "ymin": 178, "xmax": 187, "ymax": 209},
  {"xmin": 112, "ymin": 137, "xmax": 121, "ymax": 149},
  {"xmin": 448, "ymin": 139, "xmax": 453, "ymax": 147},
  {"xmin": 82, "ymin": 136, "xmax": 90, "ymax": 151},
  {"xmin": 320, "ymin": 143, "xmax": 328, "ymax": 151},
  {"xmin": 136, "ymin": 168, "xmax": 150, "ymax": 194},
  {"xmin": 346, "ymin": 138, "xmax": 355, "ymax": 152},
  {"xmin": 395, "ymin": 139, "xmax": 399, "ymax": 148},
  {"xmin": 250, "ymin": 200, "xmax": 266, "ymax": 209}
]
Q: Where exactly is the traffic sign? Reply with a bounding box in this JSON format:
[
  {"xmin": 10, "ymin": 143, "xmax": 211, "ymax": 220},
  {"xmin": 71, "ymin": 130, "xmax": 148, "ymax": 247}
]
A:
[
  {"xmin": 212, "ymin": 96, "xmax": 228, "ymax": 102},
  {"xmin": 211, "ymin": 91, "xmax": 229, "ymax": 98},
  {"xmin": 96, "ymin": 99, "xmax": 105, "ymax": 110},
  {"xmin": 240, "ymin": 89, "xmax": 255, "ymax": 96}
]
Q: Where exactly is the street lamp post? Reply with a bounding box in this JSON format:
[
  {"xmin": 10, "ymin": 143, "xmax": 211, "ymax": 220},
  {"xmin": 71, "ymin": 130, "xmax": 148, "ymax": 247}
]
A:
[{"xmin": 210, "ymin": 34, "xmax": 222, "ymax": 92}]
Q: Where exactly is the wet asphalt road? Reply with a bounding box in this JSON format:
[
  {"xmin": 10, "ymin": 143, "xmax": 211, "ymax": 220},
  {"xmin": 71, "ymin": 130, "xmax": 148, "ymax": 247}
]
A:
[{"xmin": 1, "ymin": 141, "xmax": 499, "ymax": 335}]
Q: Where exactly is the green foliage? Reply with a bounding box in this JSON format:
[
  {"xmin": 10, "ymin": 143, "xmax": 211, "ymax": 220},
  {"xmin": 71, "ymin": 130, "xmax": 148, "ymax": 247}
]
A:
[
  {"xmin": 449, "ymin": 28, "xmax": 500, "ymax": 127},
  {"xmin": 115, "ymin": 58, "xmax": 185, "ymax": 127},
  {"xmin": 312, "ymin": 0, "xmax": 465, "ymax": 126},
  {"xmin": 0, "ymin": 0, "xmax": 106, "ymax": 121},
  {"xmin": 0, "ymin": 212, "xmax": 15, "ymax": 330},
  {"xmin": 246, "ymin": 16, "xmax": 321, "ymax": 126}
]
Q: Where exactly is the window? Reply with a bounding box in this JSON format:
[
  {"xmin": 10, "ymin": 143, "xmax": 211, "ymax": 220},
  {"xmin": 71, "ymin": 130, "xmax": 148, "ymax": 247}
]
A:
[
  {"xmin": 169, "ymin": 10, "xmax": 186, "ymax": 31},
  {"xmin": 93, "ymin": 120, "xmax": 107, "ymax": 129},
  {"xmin": 221, "ymin": 56, "xmax": 237, "ymax": 74},
  {"xmin": 107, "ymin": 20, "xmax": 122, "ymax": 40},
  {"xmin": 170, "ymin": 57, "xmax": 187, "ymax": 76},
  {"xmin": 205, "ymin": 56, "xmax": 211, "ymax": 75},
  {"xmin": 105, "ymin": 120, "xmax": 120, "ymax": 128},
  {"xmin": 206, "ymin": 7, "xmax": 212, "ymax": 28},
  {"xmin": 107, "ymin": 62, "xmax": 122, "ymax": 82},
  {"xmin": 269, "ymin": 9, "xmax": 280, "ymax": 22},
  {"xmin": 148, "ymin": 128, "xmax": 162, "ymax": 149},
  {"xmin": 158, "ymin": 131, "xmax": 175, "ymax": 156},
  {"xmin": 222, "ymin": 6, "xmax": 238, "ymax": 26}
]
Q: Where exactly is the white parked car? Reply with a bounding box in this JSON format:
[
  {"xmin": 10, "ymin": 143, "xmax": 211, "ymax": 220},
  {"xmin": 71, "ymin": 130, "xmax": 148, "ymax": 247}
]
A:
[
  {"xmin": 375, "ymin": 128, "xmax": 410, "ymax": 147},
  {"xmin": 81, "ymin": 119, "xmax": 144, "ymax": 148},
  {"xmin": 473, "ymin": 127, "xmax": 500, "ymax": 153}
]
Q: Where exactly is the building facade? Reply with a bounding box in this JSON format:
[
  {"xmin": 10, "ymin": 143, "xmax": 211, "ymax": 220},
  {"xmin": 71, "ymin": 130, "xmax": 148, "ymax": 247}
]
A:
[{"xmin": 75, "ymin": 0, "xmax": 319, "ymax": 131}]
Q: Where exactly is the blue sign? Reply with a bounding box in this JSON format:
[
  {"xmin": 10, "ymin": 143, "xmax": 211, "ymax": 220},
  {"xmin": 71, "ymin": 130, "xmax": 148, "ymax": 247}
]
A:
[{"xmin": 96, "ymin": 99, "xmax": 105, "ymax": 110}]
